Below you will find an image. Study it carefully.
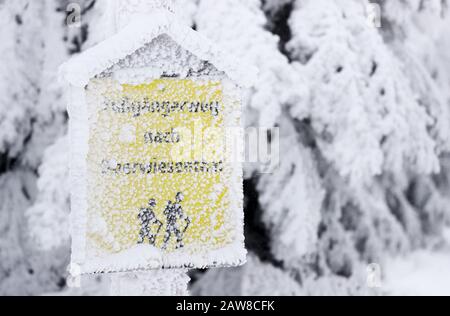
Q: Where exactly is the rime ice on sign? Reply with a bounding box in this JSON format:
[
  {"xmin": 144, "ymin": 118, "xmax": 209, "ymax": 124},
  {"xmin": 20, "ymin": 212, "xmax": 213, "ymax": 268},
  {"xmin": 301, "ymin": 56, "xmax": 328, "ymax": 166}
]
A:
[{"xmin": 60, "ymin": 8, "xmax": 256, "ymax": 274}]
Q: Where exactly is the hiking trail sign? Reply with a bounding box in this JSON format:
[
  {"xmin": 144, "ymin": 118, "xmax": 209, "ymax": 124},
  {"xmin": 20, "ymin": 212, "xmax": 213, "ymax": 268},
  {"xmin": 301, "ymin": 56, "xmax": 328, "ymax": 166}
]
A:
[{"xmin": 60, "ymin": 9, "xmax": 256, "ymax": 274}]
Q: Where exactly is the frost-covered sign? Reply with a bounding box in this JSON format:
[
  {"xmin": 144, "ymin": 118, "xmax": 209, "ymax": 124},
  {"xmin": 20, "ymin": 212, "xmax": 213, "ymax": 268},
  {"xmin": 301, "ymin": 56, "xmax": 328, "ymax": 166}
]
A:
[{"xmin": 60, "ymin": 9, "xmax": 256, "ymax": 273}]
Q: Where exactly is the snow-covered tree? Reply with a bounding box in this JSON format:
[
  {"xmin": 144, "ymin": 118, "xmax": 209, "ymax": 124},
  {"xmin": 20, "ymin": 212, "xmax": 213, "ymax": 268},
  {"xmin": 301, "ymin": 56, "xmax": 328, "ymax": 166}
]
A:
[
  {"xmin": 192, "ymin": 0, "xmax": 450, "ymax": 295},
  {"xmin": 0, "ymin": 0, "xmax": 98, "ymax": 295}
]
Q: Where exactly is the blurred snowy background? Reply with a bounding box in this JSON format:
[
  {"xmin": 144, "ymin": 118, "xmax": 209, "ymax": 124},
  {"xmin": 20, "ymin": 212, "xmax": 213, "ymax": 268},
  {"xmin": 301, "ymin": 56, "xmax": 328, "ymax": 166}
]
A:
[{"xmin": 1, "ymin": 0, "xmax": 450, "ymax": 296}]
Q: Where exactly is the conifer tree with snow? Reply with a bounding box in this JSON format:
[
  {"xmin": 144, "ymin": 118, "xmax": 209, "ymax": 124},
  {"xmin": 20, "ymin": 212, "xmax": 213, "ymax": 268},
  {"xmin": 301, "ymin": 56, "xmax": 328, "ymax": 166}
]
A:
[{"xmin": 0, "ymin": 0, "xmax": 449, "ymax": 295}]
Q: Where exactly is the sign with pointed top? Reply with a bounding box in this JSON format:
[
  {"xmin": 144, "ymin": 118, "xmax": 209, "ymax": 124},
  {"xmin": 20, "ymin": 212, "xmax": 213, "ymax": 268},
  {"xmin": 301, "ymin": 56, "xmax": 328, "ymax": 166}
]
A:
[{"xmin": 61, "ymin": 7, "xmax": 256, "ymax": 274}]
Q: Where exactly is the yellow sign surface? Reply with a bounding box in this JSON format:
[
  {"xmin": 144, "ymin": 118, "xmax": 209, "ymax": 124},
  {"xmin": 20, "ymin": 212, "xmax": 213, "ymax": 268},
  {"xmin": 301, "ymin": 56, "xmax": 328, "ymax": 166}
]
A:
[{"xmin": 84, "ymin": 78, "xmax": 243, "ymax": 270}]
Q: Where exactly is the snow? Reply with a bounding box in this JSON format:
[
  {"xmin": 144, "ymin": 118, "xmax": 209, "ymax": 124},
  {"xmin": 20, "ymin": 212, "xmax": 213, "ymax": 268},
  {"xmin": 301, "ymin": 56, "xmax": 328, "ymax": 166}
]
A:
[
  {"xmin": 192, "ymin": 255, "xmax": 303, "ymax": 296},
  {"xmin": 110, "ymin": 269, "xmax": 190, "ymax": 296},
  {"xmin": 384, "ymin": 250, "xmax": 450, "ymax": 296},
  {"xmin": 118, "ymin": 124, "xmax": 136, "ymax": 143},
  {"xmin": 83, "ymin": 244, "xmax": 163, "ymax": 274},
  {"xmin": 26, "ymin": 136, "xmax": 71, "ymax": 251},
  {"xmin": 114, "ymin": 67, "xmax": 164, "ymax": 85},
  {"xmin": 196, "ymin": 0, "xmax": 307, "ymax": 128},
  {"xmin": 60, "ymin": 9, "xmax": 258, "ymax": 89},
  {"xmin": 69, "ymin": 74, "xmax": 247, "ymax": 272},
  {"xmin": 288, "ymin": 0, "xmax": 445, "ymax": 184},
  {"xmin": 383, "ymin": 228, "xmax": 450, "ymax": 296},
  {"xmin": 66, "ymin": 9, "xmax": 247, "ymax": 273},
  {"xmin": 258, "ymin": 116, "xmax": 324, "ymax": 265}
]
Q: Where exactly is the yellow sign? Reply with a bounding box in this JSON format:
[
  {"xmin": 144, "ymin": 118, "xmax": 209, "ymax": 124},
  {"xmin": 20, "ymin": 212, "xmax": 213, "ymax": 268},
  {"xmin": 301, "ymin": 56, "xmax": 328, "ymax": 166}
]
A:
[{"xmin": 83, "ymin": 78, "xmax": 245, "ymax": 272}]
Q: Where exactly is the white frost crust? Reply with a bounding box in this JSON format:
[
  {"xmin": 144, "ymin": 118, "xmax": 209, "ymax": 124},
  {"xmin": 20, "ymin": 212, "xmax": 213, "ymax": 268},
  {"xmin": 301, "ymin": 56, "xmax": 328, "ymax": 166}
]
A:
[
  {"xmin": 68, "ymin": 74, "xmax": 246, "ymax": 274},
  {"xmin": 110, "ymin": 269, "xmax": 190, "ymax": 296},
  {"xmin": 113, "ymin": 67, "xmax": 165, "ymax": 85},
  {"xmin": 68, "ymin": 86, "xmax": 89, "ymax": 266},
  {"xmin": 82, "ymin": 244, "xmax": 247, "ymax": 274},
  {"xmin": 59, "ymin": 9, "xmax": 257, "ymax": 89}
]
